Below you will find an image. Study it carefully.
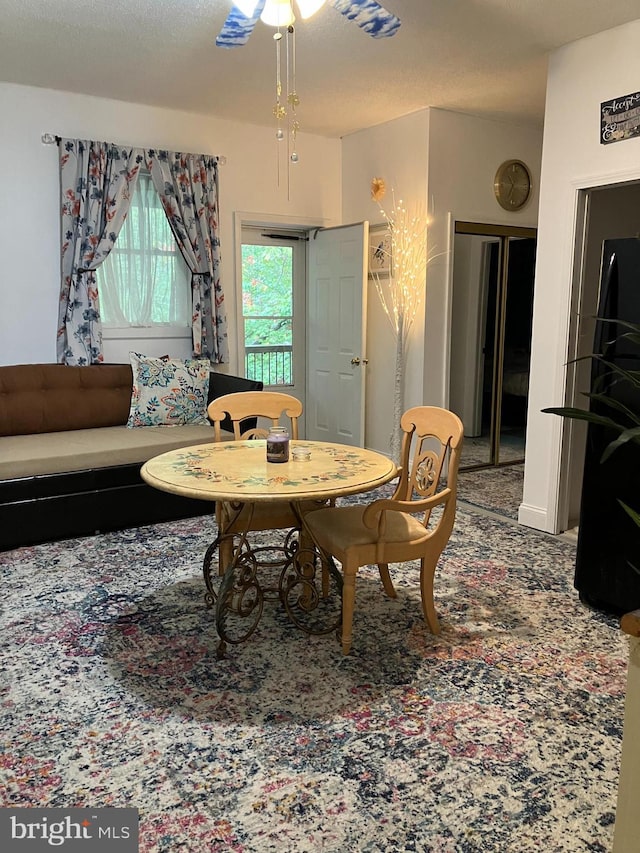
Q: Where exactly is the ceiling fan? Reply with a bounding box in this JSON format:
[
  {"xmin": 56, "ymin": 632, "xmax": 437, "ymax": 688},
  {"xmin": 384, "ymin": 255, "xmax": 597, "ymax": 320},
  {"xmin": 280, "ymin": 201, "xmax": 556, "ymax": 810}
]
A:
[{"xmin": 216, "ymin": 0, "xmax": 402, "ymax": 48}]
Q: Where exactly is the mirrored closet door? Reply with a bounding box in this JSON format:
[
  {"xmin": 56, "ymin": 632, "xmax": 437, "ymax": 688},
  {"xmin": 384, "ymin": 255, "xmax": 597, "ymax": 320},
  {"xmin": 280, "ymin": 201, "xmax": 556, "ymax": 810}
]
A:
[{"xmin": 449, "ymin": 221, "xmax": 537, "ymax": 470}]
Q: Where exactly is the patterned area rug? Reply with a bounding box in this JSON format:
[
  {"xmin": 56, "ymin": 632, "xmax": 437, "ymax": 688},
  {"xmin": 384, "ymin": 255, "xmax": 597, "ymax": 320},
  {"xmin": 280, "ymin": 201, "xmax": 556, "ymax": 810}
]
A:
[
  {"xmin": 0, "ymin": 500, "xmax": 627, "ymax": 852},
  {"xmin": 458, "ymin": 463, "xmax": 525, "ymax": 520}
]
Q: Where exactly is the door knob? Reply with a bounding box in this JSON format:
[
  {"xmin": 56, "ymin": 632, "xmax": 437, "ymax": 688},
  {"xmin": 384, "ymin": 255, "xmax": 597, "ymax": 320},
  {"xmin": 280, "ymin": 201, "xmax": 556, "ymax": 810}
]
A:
[{"xmin": 351, "ymin": 357, "xmax": 369, "ymax": 366}]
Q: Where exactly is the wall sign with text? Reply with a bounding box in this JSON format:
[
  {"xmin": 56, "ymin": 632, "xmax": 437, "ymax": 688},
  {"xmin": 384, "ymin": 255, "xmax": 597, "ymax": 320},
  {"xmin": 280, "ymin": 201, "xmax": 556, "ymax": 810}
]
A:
[{"xmin": 601, "ymin": 91, "xmax": 640, "ymax": 145}]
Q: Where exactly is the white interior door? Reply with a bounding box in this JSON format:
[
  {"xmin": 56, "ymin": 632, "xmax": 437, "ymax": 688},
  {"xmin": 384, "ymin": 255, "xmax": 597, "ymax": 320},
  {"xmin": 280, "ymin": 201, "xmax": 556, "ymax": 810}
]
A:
[{"xmin": 306, "ymin": 222, "xmax": 369, "ymax": 446}]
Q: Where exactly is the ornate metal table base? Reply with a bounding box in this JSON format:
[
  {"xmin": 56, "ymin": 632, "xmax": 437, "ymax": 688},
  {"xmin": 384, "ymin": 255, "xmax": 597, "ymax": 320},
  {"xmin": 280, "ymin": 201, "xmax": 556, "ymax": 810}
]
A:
[{"xmin": 203, "ymin": 523, "xmax": 342, "ymax": 658}]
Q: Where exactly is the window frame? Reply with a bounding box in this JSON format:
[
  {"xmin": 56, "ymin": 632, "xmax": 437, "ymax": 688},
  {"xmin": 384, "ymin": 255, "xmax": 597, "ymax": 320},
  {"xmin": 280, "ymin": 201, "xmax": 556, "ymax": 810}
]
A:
[{"xmin": 99, "ymin": 169, "xmax": 191, "ymax": 340}]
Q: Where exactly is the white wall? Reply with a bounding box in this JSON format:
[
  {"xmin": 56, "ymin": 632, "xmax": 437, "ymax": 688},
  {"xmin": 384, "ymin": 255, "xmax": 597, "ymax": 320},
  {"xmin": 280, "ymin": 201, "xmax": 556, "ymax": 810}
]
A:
[
  {"xmin": 341, "ymin": 110, "xmax": 430, "ymax": 455},
  {"xmin": 425, "ymin": 109, "xmax": 543, "ymax": 408},
  {"xmin": 521, "ymin": 19, "xmax": 640, "ymax": 533},
  {"xmin": 0, "ymin": 82, "xmax": 341, "ymax": 372},
  {"xmin": 341, "ymin": 107, "xmax": 543, "ymax": 455}
]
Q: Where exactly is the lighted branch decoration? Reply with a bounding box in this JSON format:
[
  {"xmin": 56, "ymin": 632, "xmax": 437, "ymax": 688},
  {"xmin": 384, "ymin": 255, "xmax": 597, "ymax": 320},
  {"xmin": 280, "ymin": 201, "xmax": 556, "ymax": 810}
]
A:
[{"xmin": 370, "ymin": 177, "xmax": 429, "ymax": 463}]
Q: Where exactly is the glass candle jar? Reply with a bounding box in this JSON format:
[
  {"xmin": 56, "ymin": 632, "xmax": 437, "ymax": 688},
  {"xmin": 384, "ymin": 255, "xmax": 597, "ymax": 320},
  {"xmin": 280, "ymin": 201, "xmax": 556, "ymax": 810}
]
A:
[
  {"xmin": 266, "ymin": 425, "xmax": 290, "ymax": 463},
  {"xmin": 292, "ymin": 446, "xmax": 311, "ymax": 462}
]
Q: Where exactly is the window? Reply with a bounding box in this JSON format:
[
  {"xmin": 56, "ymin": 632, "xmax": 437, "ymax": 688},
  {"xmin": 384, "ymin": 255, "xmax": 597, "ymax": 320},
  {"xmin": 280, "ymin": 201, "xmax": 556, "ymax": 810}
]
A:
[{"xmin": 97, "ymin": 171, "xmax": 190, "ymax": 328}]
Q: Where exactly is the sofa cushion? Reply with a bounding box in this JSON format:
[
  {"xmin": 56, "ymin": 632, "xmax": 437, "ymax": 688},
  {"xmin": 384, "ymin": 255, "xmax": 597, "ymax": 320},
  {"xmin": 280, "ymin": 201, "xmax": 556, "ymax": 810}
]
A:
[
  {"xmin": 0, "ymin": 424, "xmax": 220, "ymax": 479},
  {"xmin": 0, "ymin": 364, "xmax": 132, "ymax": 436},
  {"xmin": 127, "ymin": 353, "xmax": 210, "ymax": 428}
]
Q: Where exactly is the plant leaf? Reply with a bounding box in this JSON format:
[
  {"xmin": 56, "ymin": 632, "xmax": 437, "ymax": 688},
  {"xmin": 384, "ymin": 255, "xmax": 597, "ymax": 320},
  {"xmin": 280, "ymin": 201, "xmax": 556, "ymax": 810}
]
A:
[
  {"xmin": 619, "ymin": 500, "xmax": 640, "ymax": 529},
  {"xmin": 544, "ymin": 313, "xmax": 640, "ymax": 466},
  {"xmin": 591, "ymin": 355, "xmax": 640, "ymax": 387},
  {"xmin": 617, "ymin": 331, "xmax": 640, "ymax": 347},
  {"xmin": 584, "ymin": 392, "xmax": 640, "ymax": 425},
  {"xmin": 542, "ymin": 406, "xmax": 625, "ymax": 431},
  {"xmin": 601, "ymin": 425, "xmax": 640, "ymax": 462},
  {"xmin": 593, "ymin": 316, "xmax": 640, "ymax": 334}
]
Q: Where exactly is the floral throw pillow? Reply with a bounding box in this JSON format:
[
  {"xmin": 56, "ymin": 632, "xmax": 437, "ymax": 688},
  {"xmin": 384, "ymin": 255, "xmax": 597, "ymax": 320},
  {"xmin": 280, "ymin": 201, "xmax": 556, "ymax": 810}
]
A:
[{"xmin": 127, "ymin": 352, "xmax": 211, "ymax": 428}]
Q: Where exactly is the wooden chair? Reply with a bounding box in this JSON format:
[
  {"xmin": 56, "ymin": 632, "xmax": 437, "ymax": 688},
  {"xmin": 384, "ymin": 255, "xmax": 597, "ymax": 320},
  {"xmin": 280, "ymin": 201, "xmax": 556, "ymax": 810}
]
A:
[
  {"xmin": 208, "ymin": 390, "xmax": 301, "ymax": 442},
  {"xmin": 207, "ymin": 390, "xmax": 318, "ymax": 574},
  {"xmin": 304, "ymin": 406, "xmax": 464, "ymax": 654}
]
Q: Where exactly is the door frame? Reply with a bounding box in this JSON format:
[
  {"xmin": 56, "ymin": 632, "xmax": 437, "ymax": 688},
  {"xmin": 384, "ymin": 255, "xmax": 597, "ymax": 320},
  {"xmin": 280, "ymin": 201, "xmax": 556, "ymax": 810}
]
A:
[
  {"xmin": 557, "ymin": 179, "xmax": 640, "ymax": 532},
  {"xmin": 446, "ymin": 218, "xmax": 537, "ymax": 470},
  {"xmin": 232, "ymin": 211, "xmax": 335, "ymax": 373},
  {"xmin": 231, "ymin": 212, "xmax": 336, "ymax": 417}
]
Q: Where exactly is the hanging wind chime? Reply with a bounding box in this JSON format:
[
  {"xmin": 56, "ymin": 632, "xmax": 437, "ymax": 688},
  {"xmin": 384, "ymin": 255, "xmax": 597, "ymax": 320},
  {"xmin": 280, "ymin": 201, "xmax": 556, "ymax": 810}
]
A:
[
  {"xmin": 215, "ymin": 1, "xmax": 402, "ymax": 195},
  {"xmin": 273, "ymin": 24, "xmax": 300, "ymax": 195}
]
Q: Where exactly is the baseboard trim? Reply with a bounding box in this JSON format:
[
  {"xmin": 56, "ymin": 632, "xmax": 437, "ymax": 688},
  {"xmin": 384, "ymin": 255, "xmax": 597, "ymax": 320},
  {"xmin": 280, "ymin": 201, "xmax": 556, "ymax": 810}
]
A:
[{"xmin": 518, "ymin": 502, "xmax": 553, "ymax": 532}]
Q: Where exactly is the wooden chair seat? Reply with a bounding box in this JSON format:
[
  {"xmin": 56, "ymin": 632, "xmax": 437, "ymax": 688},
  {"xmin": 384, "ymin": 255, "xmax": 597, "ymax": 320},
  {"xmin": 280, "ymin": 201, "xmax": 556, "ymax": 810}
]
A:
[{"xmin": 307, "ymin": 503, "xmax": 429, "ymax": 551}]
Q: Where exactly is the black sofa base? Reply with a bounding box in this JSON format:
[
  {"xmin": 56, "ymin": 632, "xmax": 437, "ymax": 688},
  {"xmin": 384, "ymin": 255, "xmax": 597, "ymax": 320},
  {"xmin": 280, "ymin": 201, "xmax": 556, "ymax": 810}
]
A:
[{"xmin": 0, "ymin": 464, "xmax": 213, "ymax": 551}]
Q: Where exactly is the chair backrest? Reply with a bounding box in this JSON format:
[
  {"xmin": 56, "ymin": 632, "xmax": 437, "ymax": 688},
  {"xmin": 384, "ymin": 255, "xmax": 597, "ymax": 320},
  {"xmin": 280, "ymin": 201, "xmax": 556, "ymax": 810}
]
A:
[
  {"xmin": 383, "ymin": 406, "xmax": 464, "ymax": 541},
  {"xmin": 207, "ymin": 391, "xmax": 303, "ymax": 442}
]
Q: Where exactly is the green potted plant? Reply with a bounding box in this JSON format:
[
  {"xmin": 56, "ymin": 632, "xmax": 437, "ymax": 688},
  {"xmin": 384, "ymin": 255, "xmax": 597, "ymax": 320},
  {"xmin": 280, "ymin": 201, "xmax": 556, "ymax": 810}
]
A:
[{"xmin": 543, "ymin": 316, "xmax": 640, "ymax": 528}]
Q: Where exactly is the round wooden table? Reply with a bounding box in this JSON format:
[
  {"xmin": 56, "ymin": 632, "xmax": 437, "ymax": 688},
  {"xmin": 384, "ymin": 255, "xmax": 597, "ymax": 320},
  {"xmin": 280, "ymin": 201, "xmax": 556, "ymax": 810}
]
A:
[{"xmin": 141, "ymin": 440, "xmax": 397, "ymax": 654}]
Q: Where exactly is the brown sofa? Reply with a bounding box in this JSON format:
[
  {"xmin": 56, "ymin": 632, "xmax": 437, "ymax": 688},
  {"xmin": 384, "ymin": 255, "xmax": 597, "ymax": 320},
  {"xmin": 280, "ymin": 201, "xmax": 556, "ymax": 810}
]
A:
[{"xmin": 0, "ymin": 363, "xmax": 262, "ymax": 550}]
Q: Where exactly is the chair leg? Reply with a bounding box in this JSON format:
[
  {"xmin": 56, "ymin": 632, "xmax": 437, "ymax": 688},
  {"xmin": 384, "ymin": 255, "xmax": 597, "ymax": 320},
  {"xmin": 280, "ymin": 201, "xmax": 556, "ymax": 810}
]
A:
[
  {"xmin": 378, "ymin": 563, "xmax": 397, "ymax": 598},
  {"xmin": 419, "ymin": 555, "xmax": 441, "ymax": 635},
  {"xmin": 340, "ymin": 564, "xmax": 357, "ymax": 655}
]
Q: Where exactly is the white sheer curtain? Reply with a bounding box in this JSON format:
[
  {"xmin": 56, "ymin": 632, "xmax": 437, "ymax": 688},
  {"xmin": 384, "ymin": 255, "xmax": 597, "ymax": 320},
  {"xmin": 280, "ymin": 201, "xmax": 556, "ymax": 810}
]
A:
[{"xmin": 99, "ymin": 172, "xmax": 190, "ymax": 327}]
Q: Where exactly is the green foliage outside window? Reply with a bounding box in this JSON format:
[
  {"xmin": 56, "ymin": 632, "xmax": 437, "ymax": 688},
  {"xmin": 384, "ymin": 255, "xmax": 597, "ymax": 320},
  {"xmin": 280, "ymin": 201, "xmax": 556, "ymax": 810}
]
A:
[{"xmin": 242, "ymin": 244, "xmax": 294, "ymax": 384}]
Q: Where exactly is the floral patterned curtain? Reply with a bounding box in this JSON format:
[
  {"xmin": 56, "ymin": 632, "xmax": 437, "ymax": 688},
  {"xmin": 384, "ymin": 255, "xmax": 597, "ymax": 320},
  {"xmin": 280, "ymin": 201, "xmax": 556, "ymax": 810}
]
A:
[
  {"xmin": 145, "ymin": 150, "xmax": 228, "ymax": 363},
  {"xmin": 58, "ymin": 139, "xmax": 142, "ymax": 364}
]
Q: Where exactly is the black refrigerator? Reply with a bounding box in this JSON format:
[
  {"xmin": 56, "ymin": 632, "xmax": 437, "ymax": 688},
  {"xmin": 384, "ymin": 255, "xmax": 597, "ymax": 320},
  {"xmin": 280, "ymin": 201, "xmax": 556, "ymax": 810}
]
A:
[{"xmin": 574, "ymin": 237, "xmax": 640, "ymax": 614}]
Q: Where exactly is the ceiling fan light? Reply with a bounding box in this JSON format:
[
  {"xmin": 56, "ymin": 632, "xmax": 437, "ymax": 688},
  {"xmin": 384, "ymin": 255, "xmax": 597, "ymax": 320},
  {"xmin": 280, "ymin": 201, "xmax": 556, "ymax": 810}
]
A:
[
  {"xmin": 295, "ymin": 0, "xmax": 325, "ymax": 19},
  {"xmin": 260, "ymin": 0, "xmax": 295, "ymax": 27},
  {"xmin": 233, "ymin": 0, "xmax": 260, "ymax": 17}
]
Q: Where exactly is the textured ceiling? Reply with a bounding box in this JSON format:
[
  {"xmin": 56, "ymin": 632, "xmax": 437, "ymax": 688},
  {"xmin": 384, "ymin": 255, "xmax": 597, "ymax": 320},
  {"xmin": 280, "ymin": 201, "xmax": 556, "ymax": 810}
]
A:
[{"xmin": 1, "ymin": 0, "xmax": 639, "ymax": 137}]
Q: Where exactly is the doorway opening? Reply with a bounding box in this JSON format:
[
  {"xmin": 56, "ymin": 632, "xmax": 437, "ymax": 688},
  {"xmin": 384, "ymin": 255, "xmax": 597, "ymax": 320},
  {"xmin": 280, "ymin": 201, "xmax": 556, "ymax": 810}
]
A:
[
  {"xmin": 449, "ymin": 221, "xmax": 537, "ymax": 470},
  {"xmin": 558, "ymin": 179, "xmax": 640, "ymax": 532},
  {"xmin": 236, "ymin": 218, "xmax": 369, "ymax": 447},
  {"xmin": 239, "ymin": 225, "xmax": 307, "ymax": 408}
]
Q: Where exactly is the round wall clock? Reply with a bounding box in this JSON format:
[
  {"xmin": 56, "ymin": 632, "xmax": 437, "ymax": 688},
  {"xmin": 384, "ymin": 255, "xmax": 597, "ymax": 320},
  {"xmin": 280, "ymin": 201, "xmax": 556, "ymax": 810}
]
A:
[{"xmin": 493, "ymin": 159, "xmax": 532, "ymax": 211}]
